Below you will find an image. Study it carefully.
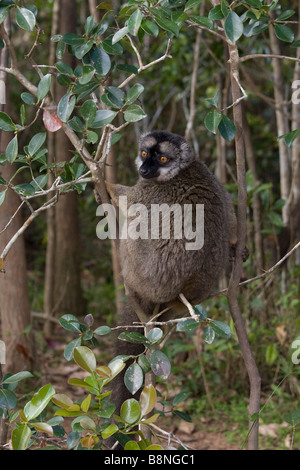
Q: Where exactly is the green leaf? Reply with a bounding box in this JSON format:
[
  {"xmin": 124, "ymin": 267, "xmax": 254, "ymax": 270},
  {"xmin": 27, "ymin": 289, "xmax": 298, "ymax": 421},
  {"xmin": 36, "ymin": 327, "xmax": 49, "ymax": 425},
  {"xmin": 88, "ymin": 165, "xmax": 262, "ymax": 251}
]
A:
[
  {"xmin": 64, "ymin": 337, "xmax": 81, "ymax": 361},
  {"xmin": 2, "ymin": 371, "xmax": 33, "ymax": 385},
  {"xmin": 0, "ymin": 389, "xmax": 17, "ymax": 410},
  {"xmin": 118, "ymin": 331, "xmax": 148, "ymax": 344},
  {"xmin": 90, "ymin": 109, "xmax": 117, "ymax": 128},
  {"xmin": 265, "ymin": 344, "xmax": 278, "ymax": 365},
  {"xmin": 147, "ymin": 328, "xmax": 163, "ymax": 344},
  {"xmin": 80, "ymin": 100, "xmax": 97, "ymax": 127},
  {"xmin": 268, "ymin": 211, "xmax": 283, "ymax": 227},
  {"xmin": 74, "ymin": 41, "xmax": 94, "ymax": 60},
  {"xmin": 120, "ymin": 398, "xmax": 141, "ymax": 424},
  {"xmin": 150, "ymin": 350, "xmax": 171, "ymax": 380},
  {"xmin": 84, "ymin": 15, "xmax": 95, "ymax": 35},
  {"xmin": 101, "ymin": 423, "xmax": 119, "ymax": 439},
  {"xmin": 31, "ymin": 422, "xmax": 53, "ymax": 435},
  {"xmin": 208, "ymin": 5, "xmax": 225, "ymax": 20},
  {"xmin": 0, "ymin": 191, "xmax": 6, "ymax": 207},
  {"xmin": 140, "ymin": 384, "xmax": 157, "ymax": 417},
  {"xmin": 184, "ymin": 0, "xmax": 203, "ymax": 11},
  {"xmin": 274, "ymin": 24, "xmax": 294, "ymax": 43},
  {"xmin": 104, "ymin": 358, "xmax": 126, "ymax": 384},
  {"xmin": 128, "ymin": 8, "xmax": 143, "ymax": 36},
  {"xmin": 194, "ymin": 305, "xmax": 207, "ymax": 320},
  {"xmin": 59, "ymin": 314, "xmax": 82, "ymax": 332},
  {"xmin": 0, "ymin": 111, "xmax": 15, "ymax": 131},
  {"xmin": 190, "ymin": 15, "xmax": 214, "ymax": 29},
  {"xmin": 224, "ymin": 11, "xmax": 243, "ymax": 43},
  {"xmin": 81, "ymin": 394, "xmax": 91, "ymax": 412},
  {"xmin": 138, "ymin": 354, "xmax": 151, "ymax": 373},
  {"xmin": 283, "ymin": 410, "xmax": 300, "ymax": 426},
  {"xmin": 112, "ymin": 26, "xmax": 129, "ymax": 44},
  {"xmin": 176, "ymin": 318, "xmax": 198, "ymax": 332},
  {"xmin": 55, "ymin": 61, "xmax": 74, "ymax": 75},
  {"xmin": 203, "ymin": 325, "xmax": 215, "ymax": 344},
  {"xmin": 68, "ymin": 116, "xmax": 85, "ymax": 133},
  {"xmin": 28, "ymin": 132, "xmax": 46, "ymax": 156},
  {"xmin": 243, "ymin": 20, "xmax": 268, "ymax": 37},
  {"xmin": 16, "ymin": 7, "xmax": 36, "ymax": 31},
  {"xmin": 172, "ymin": 391, "xmax": 190, "ymax": 406},
  {"xmin": 218, "ymin": 114, "xmax": 236, "ymax": 141},
  {"xmin": 105, "ymin": 86, "xmax": 125, "ymax": 108},
  {"xmin": 124, "ymin": 104, "xmax": 146, "ymax": 123},
  {"xmin": 62, "ymin": 33, "xmax": 85, "ymax": 46},
  {"xmin": 12, "ymin": 425, "xmax": 32, "ymax": 450},
  {"xmin": 24, "ymin": 384, "xmax": 56, "ymax": 421},
  {"xmin": 152, "ymin": 15, "xmax": 179, "ymax": 36},
  {"xmin": 37, "ymin": 74, "xmax": 51, "ymax": 102},
  {"xmin": 21, "ymin": 92, "xmax": 35, "ymax": 105},
  {"xmin": 57, "ymin": 93, "xmax": 76, "ymax": 123},
  {"xmin": 141, "ymin": 20, "xmax": 159, "ymax": 37},
  {"xmin": 276, "ymin": 10, "xmax": 295, "ymax": 21},
  {"xmin": 204, "ymin": 110, "xmax": 222, "ymax": 134},
  {"xmin": 280, "ymin": 129, "xmax": 300, "ymax": 147},
  {"xmin": 173, "ymin": 410, "xmax": 192, "ymax": 423},
  {"xmin": 124, "ymin": 440, "xmax": 140, "ymax": 450},
  {"xmin": 210, "ymin": 320, "xmax": 231, "ymax": 339},
  {"xmin": 0, "ymin": 7, "xmax": 9, "ymax": 25},
  {"xmin": 101, "ymin": 39, "xmax": 123, "ymax": 56},
  {"xmin": 67, "ymin": 431, "xmax": 81, "ymax": 449},
  {"xmin": 244, "ymin": 0, "xmax": 262, "ymax": 7},
  {"xmin": 5, "ymin": 135, "xmax": 18, "ymax": 164},
  {"xmin": 83, "ymin": 46, "xmax": 111, "ymax": 77},
  {"xmin": 94, "ymin": 325, "xmax": 112, "ymax": 336},
  {"xmin": 73, "ymin": 346, "xmax": 96, "ymax": 373},
  {"xmin": 52, "ymin": 393, "xmax": 73, "ymax": 409},
  {"xmin": 126, "ymin": 84, "xmax": 144, "ymax": 106},
  {"xmin": 124, "ymin": 363, "xmax": 144, "ymax": 395}
]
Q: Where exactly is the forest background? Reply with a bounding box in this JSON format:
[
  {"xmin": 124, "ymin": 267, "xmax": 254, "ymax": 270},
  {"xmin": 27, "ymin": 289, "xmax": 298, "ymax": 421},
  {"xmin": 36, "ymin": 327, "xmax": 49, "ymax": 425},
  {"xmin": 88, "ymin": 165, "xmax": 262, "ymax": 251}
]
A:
[{"xmin": 0, "ymin": 0, "xmax": 299, "ymax": 451}]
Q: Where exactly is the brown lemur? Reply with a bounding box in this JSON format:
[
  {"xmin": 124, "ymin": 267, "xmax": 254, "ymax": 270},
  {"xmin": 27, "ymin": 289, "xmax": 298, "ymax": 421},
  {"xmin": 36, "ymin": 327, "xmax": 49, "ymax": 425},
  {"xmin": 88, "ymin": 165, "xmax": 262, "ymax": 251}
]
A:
[{"xmin": 105, "ymin": 130, "xmax": 238, "ymax": 416}]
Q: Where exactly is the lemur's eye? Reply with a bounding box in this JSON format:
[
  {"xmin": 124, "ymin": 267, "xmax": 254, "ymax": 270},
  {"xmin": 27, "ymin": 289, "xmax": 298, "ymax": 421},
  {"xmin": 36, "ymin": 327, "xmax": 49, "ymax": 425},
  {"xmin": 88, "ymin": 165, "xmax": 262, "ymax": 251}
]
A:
[
  {"xmin": 141, "ymin": 151, "xmax": 147, "ymax": 158},
  {"xmin": 160, "ymin": 156, "xmax": 168, "ymax": 163}
]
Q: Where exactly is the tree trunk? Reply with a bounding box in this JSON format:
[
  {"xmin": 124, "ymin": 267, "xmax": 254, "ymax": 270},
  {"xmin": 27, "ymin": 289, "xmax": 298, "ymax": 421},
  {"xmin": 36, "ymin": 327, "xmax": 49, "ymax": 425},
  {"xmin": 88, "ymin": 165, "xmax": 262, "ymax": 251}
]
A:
[
  {"xmin": 52, "ymin": 0, "xmax": 85, "ymax": 317},
  {"xmin": 0, "ymin": 25, "xmax": 35, "ymax": 374},
  {"xmin": 43, "ymin": 0, "xmax": 60, "ymax": 336},
  {"xmin": 269, "ymin": 19, "xmax": 290, "ymax": 226},
  {"xmin": 0, "ymin": 137, "xmax": 35, "ymax": 373},
  {"xmin": 290, "ymin": 16, "xmax": 300, "ymax": 268}
]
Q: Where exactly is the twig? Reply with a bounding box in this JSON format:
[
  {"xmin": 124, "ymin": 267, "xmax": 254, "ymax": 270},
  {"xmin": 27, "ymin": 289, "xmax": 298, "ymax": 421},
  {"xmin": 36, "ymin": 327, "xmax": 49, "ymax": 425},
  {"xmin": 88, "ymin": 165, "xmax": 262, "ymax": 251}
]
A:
[
  {"xmin": 240, "ymin": 53, "xmax": 300, "ymax": 63},
  {"xmin": 148, "ymin": 422, "xmax": 193, "ymax": 450},
  {"xmin": 186, "ymin": 19, "xmax": 227, "ymax": 43},
  {"xmin": 0, "ymin": 200, "xmax": 25, "ymax": 235},
  {"xmin": 0, "ymin": 195, "xmax": 57, "ymax": 261},
  {"xmin": 118, "ymin": 39, "xmax": 172, "ymax": 89},
  {"xmin": 178, "ymin": 293, "xmax": 196, "ymax": 317}
]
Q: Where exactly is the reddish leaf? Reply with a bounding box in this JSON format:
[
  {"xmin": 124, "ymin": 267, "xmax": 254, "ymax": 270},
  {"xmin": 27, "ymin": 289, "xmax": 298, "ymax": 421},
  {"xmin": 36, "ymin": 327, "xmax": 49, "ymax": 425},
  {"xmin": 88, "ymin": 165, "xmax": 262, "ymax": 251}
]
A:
[{"xmin": 43, "ymin": 107, "xmax": 63, "ymax": 132}]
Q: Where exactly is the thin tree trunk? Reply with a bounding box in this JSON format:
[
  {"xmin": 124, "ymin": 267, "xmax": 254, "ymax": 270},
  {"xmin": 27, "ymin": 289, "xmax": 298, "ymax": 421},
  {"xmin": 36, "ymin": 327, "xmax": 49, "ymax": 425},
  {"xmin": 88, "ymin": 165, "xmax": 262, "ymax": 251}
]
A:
[
  {"xmin": 242, "ymin": 107, "xmax": 265, "ymax": 273},
  {"xmin": 0, "ymin": 20, "xmax": 35, "ymax": 375},
  {"xmin": 44, "ymin": 0, "xmax": 60, "ymax": 336},
  {"xmin": 289, "ymin": 11, "xmax": 300, "ymax": 268},
  {"xmin": 269, "ymin": 19, "xmax": 290, "ymax": 226},
  {"xmin": 227, "ymin": 42, "xmax": 261, "ymax": 451},
  {"xmin": 52, "ymin": 0, "xmax": 85, "ymax": 317}
]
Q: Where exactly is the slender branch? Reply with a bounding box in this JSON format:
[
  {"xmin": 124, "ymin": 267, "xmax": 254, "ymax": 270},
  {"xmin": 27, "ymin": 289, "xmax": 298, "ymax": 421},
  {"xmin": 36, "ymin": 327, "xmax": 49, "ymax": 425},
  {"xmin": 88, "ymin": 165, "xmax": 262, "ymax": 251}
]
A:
[
  {"xmin": 186, "ymin": 19, "xmax": 228, "ymax": 43},
  {"xmin": 118, "ymin": 39, "xmax": 172, "ymax": 89},
  {"xmin": 0, "ymin": 195, "xmax": 57, "ymax": 261},
  {"xmin": 227, "ymin": 40, "xmax": 261, "ymax": 451},
  {"xmin": 240, "ymin": 53, "xmax": 300, "ymax": 63}
]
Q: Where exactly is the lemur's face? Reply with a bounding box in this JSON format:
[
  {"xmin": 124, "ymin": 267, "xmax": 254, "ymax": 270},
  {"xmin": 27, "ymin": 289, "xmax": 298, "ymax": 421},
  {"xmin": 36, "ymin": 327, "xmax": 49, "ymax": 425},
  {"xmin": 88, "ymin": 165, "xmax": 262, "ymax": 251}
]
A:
[{"xmin": 135, "ymin": 131, "xmax": 195, "ymax": 182}]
